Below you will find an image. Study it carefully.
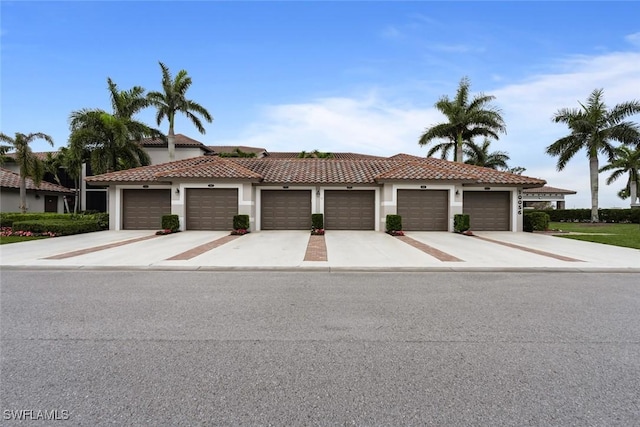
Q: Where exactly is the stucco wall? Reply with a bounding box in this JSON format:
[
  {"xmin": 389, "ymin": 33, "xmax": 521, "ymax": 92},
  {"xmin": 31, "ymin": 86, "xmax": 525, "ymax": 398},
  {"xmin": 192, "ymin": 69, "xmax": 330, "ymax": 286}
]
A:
[
  {"xmin": 1, "ymin": 189, "xmax": 66, "ymax": 213},
  {"xmin": 146, "ymin": 147, "xmax": 205, "ymax": 165}
]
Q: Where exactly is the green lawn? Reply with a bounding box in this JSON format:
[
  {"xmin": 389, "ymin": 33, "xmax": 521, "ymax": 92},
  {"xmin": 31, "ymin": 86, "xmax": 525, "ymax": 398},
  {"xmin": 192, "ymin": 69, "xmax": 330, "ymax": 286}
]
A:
[
  {"xmin": 0, "ymin": 235, "xmax": 50, "ymax": 245},
  {"xmin": 549, "ymin": 222, "xmax": 640, "ymax": 250}
]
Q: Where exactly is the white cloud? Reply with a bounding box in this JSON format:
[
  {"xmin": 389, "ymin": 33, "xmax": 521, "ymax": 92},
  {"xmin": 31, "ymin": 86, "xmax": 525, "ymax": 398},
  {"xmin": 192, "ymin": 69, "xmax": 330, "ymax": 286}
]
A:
[
  {"xmin": 625, "ymin": 32, "xmax": 640, "ymax": 47},
  {"xmin": 218, "ymin": 50, "xmax": 640, "ymax": 209}
]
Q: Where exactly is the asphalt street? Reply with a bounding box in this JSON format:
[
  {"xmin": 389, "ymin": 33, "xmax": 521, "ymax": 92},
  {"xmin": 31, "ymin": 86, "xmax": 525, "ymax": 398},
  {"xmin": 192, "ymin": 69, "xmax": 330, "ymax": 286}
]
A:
[{"xmin": 1, "ymin": 271, "xmax": 639, "ymax": 426}]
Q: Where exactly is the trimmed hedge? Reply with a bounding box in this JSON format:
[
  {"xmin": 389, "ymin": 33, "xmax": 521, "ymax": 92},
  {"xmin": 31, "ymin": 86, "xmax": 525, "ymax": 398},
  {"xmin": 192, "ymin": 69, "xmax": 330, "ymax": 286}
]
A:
[
  {"xmin": 233, "ymin": 214, "xmax": 250, "ymax": 230},
  {"xmin": 12, "ymin": 220, "xmax": 102, "ymax": 236},
  {"xmin": 454, "ymin": 214, "xmax": 470, "ymax": 232},
  {"xmin": 0, "ymin": 212, "xmax": 109, "ymax": 229},
  {"xmin": 528, "ymin": 208, "xmax": 640, "ymax": 224},
  {"xmin": 524, "ymin": 211, "xmax": 550, "ymax": 232},
  {"xmin": 161, "ymin": 215, "xmax": 180, "ymax": 232},
  {"xmin": 386, "ymin": 214, "xmax": 402, "ymax": 232},
  {"xmin": 311, "ymin": 213, "xmax": 324, "ymax": 230},
  {"xmin": 0, "ymin": 213, "xmax": 73, "ymax": 227}
]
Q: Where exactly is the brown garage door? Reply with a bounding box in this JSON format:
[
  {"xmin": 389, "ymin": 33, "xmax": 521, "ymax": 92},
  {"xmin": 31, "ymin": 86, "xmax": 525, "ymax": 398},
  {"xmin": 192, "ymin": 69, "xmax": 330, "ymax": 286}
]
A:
[
  {"xmin": 122, "ymin": 189, "xmax": 171, "ymax": 230},
  {"xmin": 261, "ymin": 190, "xmax": 311, "ymax": 230},
  {"xmin": 325, "ymin": 190, "xmax": 375, "ymax": 230},
  {"xmin": 186, "ymin": 188, "xmax": 238, "ymax": 230},
  {"xmin": 397, "ymin": 190, "xmax": 449, "ymax": 231},
  {"xmin": 463, "ymin": 191, "xmax": 511, "ymax": 231}
]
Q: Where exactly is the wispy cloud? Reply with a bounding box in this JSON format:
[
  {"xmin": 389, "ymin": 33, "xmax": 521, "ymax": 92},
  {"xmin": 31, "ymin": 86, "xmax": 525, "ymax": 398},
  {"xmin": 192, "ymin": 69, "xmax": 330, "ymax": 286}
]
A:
[
  {"xmin": 380, "ymin": 25, "xmax": 402, "ymax": 40},
  {"xmin": 624, "ymin": 32, "xmax": 640, "ymax": 46}
]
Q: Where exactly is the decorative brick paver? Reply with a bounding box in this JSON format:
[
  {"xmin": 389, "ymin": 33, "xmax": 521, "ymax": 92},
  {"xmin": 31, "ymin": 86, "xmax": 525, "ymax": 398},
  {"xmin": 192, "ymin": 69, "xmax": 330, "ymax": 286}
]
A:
[
  {"xmin": 166, "ymin": 235, "xmax": 240, "ymax": 260},
  {"xmin": 44, "ymin": 235, "xmax": 160, "ymax": 260},
  {"xmin": 396, "ymin": 235, "xmax": 463, "ymax": 262},
  {"xmin": 472, "ymin": 235, "xmax": 583, "ymax": 262},
  {"xmin": 304, "ymin": 235, "xmax": 327, "ymax": 261}
]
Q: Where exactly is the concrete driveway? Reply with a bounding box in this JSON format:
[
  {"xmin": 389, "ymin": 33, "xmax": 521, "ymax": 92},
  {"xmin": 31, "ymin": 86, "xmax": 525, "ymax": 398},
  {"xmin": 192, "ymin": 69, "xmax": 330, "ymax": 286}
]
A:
[{"xmin": 0, "ymin": 230, "xmax": 637, "ymax": 271}]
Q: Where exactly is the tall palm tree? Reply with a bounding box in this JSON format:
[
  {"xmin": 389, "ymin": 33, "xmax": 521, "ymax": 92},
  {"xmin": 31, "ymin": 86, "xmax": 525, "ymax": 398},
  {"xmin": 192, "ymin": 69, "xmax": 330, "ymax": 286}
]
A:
[
  {"xmin": 0, "ymin": 132, "xmax": 53, "ymax": 213},
  {"xmin": 546, "ymin": 89, "xmax": 640, "ymax": 222},
  {"xmin": 69, "ymin": 78, "xmax": 159, "ymax": 174},
  {"xmin": 419, "ymin": 77, "xmax": 506, "ymax": 163},
  {"xmin": 599, "ymin": 145, "xmax": 640, "ymax": 206},
  {"xmin": 147, "ymin": 62, "xmax": 213, "ymax": 161},
  {"xmin": 463, "ymin": 138, "xmax": 510, "ymax": 170}
]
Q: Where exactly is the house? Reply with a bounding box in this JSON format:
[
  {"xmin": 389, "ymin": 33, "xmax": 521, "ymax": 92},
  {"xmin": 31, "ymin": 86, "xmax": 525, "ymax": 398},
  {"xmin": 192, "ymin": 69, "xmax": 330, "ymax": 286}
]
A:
[
  {"xmin": 86, "ymin": 151, "xmax": 546, "ymax": 232},
  {"xmin": 1, "ymin": 168, "xmax": 73, "ymax": 213},
  {"xmin": 522, "ymin": 186, "xmax": 577, "ymax": 209}
]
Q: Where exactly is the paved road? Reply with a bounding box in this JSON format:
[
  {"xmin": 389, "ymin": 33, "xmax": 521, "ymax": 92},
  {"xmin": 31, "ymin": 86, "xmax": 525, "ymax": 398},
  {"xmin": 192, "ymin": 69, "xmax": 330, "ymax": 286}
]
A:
[{"xmin": 1, "ymin": 271, "xmax": 639, "ymax": 425}]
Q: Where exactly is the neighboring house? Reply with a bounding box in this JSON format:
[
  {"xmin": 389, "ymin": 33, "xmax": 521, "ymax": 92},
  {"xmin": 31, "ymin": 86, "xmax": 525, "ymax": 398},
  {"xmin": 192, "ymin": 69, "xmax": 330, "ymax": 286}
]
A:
[
  {"xmin": 522, "ymin": 186, "xmax": 577, "ymax": 209},
  {"xmin": 0, "ymin": 167, "xmax": 73, "ymax": 213},
  {"xmin": 86, "ymin": 154, "xmax": 546, "ymax": 232}
]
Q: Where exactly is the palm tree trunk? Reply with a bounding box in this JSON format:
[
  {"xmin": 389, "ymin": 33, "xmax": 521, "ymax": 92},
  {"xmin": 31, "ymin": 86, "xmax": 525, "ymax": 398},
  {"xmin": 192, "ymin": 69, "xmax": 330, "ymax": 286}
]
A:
[
  {"xmin": 455, "ymin": 133, "xmax": 464, "ymax": 163},
  {"xmin": 19, "ymin": 176, "xmax": 27, "ymax": 213},
  {"xmin": 589, "ymin": 155, "xmax": 599, "ymax": 222},
  {"xmin": 168, "ymin": 126, "xmax": 175, "ymax": 161},
  {"xmin": 630, "ymin": 178, "xmax": 638, "ymax": 206}
]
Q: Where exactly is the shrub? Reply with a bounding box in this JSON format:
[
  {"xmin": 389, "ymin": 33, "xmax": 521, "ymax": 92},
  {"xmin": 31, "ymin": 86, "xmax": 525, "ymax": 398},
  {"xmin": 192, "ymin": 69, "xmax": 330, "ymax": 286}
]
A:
[
  {"xmin": 529, "ymin": 208, "xmax": 640, "ymax": 224},
  {"xmin": 386, "ymin": 214, "xmax": 402, "ymax": 233},
  {"xmin": 454, "ymin": 214, "xmax": 470, "ymax": 232},
  {"xmin": 233, "ymin": 214, "xmax": 250, "ymax": 230},
  {"xmin": 524, "ymin": 211, "xmax": 550, "ymax": 232},
  {"xmin": 311, "ymin": 213, "xmax": 324, "ymax": 230},
  {"xmin": 12, "ymin": 219, "xmax": 102, "ymax": 236},
  {"xmin": 0, "ymin": 213, "xmax": 74, "ymax": 227},
  {"xmin": 161, "ymin": 214, "xmax": 180, "ymax": 232}
]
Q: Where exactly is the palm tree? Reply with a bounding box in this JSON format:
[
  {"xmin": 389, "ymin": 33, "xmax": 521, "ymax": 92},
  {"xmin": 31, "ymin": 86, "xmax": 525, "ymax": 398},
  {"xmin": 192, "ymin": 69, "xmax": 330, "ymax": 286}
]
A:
[
  {"xmin": 0, "ymin": 132, "xmax": 53, "ymax": 213},
  {"xmin": 69, "ymin": 78, "xmax": 159, "ymax": 174},
  {"xmin": 147, "ymin": 62, "xmax": 213, "ymax": 161},
  {"xmin": 546, "ymin": 89, "xmax": 640, "ymax": 222},
  {"xmin": 463, "ymin": 138, "xmax": 510, "ymax": 170},
  {"xmin": 69, "ymin": 109, "xmax": 151, "ymax": 174},
  {"xmin": 419, "ymin": 77, "xmax": 506, "ymax": 163},
  {"xmin": 44, "ymin": 151, "xmax": 71, "ymax": 213},
  {"xmin": 599, "ymin": 145, "xmax": 640, "ymax": 206}
]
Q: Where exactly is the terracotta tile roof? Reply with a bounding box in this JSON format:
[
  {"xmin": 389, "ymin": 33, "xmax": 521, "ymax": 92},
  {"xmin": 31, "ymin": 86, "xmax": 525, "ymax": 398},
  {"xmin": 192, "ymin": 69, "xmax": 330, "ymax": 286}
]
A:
[
  {"xmin": 377, "ymin": 157, "xmax": 546, "ymax": 186},
  {"xmin": 523, "ymin": 185, "xmax": 576, "ymax": 194},
  {"xmin": 139, "ymin": 134, "xmax": 213, "ymax": 152},
  {"xmin": 0, "ymin": 168, "xmax": 73, "ymax": 193},
  {"xmin": 231, "ymin": 158, "xmax": 398, "ymax": 184},
  {"xmin": 85, "ymin": 157, "xmax": 215, "ymax": 183},
  {"xmin": 85, "ymin": 155, "xmax": 546, "ymax": 187},
  {"xmin": 156, "ymin": 158, "xmax": 262, "ymax": 179},
  {"xmin": 266, "ymin": 152, "xmax": 385, "ymax": 159},
  {"xmin": 388, "ymin": 153, "xmax": 424, "ymax": 160},
  {"xmin": 208, "ymin": 145, "xmax": 266, "ymax": 155}
]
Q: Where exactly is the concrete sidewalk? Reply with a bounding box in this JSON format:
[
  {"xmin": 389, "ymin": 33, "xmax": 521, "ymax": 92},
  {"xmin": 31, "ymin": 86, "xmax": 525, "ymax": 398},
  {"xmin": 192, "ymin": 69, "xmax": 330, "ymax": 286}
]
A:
[{"xmin": 0, "ymin": 230, "xmax": 638, "ymax": 272}]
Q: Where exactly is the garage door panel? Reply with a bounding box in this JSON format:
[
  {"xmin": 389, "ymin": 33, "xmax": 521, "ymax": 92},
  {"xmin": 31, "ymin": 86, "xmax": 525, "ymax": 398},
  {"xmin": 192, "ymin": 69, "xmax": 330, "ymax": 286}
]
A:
[
  {"xmin": 261, "ymin": 190, "xmax": 311, "ymax": 230},
  {"xmin": 122, "ymin": 189, "xmax": 171, "ymax": 230},
  {"xmin": 463, "ymin": 191, "xmax": 510, "ymax": 231},
  {"xmin": 186, "ymin": 188, "xmax": 238, "ymax": 230},
  {"xmin": 325, "ymin": 190, "xmax": 375, "ymax": 230},
  {"xmin": 397, "ymin": 190, "xmax": 448, "ymax": 231}
]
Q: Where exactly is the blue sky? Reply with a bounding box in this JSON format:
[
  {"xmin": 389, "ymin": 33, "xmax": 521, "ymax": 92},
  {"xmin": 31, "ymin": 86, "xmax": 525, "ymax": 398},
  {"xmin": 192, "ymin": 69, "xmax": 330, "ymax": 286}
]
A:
[{"xmin": 2, "ymin": 1, "xmax": 639, "ymax": 208}]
